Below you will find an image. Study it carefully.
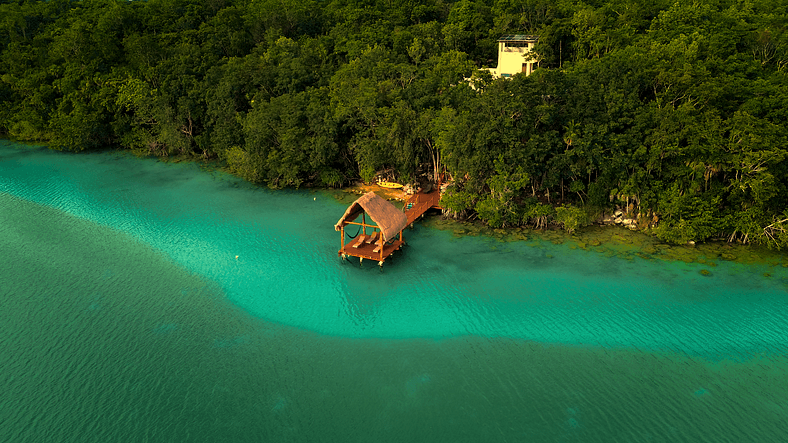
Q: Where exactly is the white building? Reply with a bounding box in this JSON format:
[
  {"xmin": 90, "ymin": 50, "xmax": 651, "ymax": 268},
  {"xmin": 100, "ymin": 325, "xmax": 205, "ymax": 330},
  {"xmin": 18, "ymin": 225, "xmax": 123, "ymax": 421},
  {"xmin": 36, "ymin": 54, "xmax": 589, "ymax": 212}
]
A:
[{"xmin": 485, "ymin": 35, "xmax": 539, "ymax": 79}]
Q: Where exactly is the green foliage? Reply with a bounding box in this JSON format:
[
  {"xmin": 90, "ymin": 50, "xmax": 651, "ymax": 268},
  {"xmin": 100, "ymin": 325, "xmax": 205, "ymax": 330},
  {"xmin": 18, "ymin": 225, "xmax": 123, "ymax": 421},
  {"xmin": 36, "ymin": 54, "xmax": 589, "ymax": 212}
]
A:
[
  {"xmin": 440, "ymin": 185, "xmax": 477, "ymax": 218},
  {"xmin": 522, "ymin": 199, "xmax": 555, "ymax": 229},
  {"xmin": 554, "ymin": 204, "xmax": 588, "ymax": 234},
  {"xmin": 652, "ymin": 185, "xmax": 725, "ymax": 244},
  {"xmin": 319, "ymin": 168, "xmax": 344, "ymax": 188},
  {"xmin": 222, "ymin": 145, "xmax": 265, "ymax": 183},
  {"xmin": 761, "ymin": 211, "xmax": 788, "ymax": 250},
  {"xmin": 1, "ymin": 0, "xmax": 788, "ymax": 245},
  {"xmin": 474, "ymin": 155, "xmax": 530, "ymax": 227}
]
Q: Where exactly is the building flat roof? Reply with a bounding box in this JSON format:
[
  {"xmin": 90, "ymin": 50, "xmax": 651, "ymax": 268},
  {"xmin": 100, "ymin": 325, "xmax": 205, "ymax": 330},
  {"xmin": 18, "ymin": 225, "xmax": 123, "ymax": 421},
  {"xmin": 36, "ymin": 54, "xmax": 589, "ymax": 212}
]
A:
[{"xmin": 498, "ymin": 34, "xmax": 538, "ymax": 42}]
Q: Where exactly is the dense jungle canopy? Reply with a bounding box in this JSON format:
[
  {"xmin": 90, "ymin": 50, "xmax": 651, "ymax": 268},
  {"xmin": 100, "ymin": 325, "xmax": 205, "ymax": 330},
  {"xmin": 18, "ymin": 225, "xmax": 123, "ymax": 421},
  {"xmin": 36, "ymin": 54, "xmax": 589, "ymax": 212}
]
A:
[{"xmin": 1, "ymin": 0, "xmax": 788, "ymax": 247}]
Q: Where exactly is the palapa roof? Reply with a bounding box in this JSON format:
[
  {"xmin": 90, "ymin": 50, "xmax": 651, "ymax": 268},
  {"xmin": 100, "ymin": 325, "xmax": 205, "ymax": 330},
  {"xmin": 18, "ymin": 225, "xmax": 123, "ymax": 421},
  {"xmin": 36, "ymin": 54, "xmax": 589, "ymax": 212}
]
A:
[{"xmin": 334, "ymin": 192, "xmax": 408, "ymax": 242}]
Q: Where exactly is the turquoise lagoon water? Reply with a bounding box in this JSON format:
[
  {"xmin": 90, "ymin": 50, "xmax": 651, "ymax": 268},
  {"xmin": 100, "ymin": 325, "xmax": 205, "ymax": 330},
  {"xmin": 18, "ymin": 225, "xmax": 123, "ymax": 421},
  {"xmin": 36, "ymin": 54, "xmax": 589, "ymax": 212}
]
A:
[{"xmin": 1, "ymin": 140, "xmax": 787, "ymax": 442}]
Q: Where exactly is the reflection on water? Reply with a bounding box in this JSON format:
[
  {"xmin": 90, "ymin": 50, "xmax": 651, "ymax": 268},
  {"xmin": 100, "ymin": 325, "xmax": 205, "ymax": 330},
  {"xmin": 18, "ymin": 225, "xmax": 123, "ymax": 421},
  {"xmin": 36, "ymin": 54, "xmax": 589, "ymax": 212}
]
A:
[{"xmin": 2, "ymin": 141, "xmax": 788, "ymax": 442}]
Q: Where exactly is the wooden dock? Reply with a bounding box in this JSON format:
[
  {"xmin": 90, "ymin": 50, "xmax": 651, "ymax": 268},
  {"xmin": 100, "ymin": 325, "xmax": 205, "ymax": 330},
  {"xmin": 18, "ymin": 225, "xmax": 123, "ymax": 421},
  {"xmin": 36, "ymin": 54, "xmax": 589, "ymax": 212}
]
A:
[
  {"xmin": 402, "ymin": 190, "xmax": 442, "ymax": 226},
  {"xmin": 340, "ymin": 235, "xmax": 405, "ymax": 262},
  {"xmin": 335, "ymin": 189, "xmax": 442, "ymax": 265}
]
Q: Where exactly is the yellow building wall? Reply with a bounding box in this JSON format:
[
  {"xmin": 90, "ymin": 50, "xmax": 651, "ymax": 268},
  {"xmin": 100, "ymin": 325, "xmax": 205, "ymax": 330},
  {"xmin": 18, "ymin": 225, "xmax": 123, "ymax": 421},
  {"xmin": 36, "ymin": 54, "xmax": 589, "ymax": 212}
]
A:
[{"xmin": 487, "ymin": 40, "xmax": 537, "ymax": 79}]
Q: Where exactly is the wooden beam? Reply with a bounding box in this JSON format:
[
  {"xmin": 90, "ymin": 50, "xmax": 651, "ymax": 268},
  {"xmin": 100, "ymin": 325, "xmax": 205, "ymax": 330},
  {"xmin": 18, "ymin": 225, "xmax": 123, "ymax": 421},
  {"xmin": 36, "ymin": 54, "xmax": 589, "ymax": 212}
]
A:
[{"xmin": 343, "ymin": 221, "xmax": 378, "ymax": 229}]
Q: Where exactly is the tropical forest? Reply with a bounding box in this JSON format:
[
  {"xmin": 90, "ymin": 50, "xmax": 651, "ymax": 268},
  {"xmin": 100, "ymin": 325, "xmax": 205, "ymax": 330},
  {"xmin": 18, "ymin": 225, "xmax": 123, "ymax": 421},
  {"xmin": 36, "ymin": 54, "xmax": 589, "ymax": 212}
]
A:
[{"xmin": 2, "ymin": 0, "xmax": 787, "ymax": 247}]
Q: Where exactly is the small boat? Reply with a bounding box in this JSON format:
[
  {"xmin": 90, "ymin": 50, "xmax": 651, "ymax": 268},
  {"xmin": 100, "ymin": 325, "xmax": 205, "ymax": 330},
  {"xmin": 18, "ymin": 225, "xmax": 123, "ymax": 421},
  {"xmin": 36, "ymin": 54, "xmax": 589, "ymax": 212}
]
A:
[{"xmin": 377, "ymin": 180, "xmax": 403, "ymax": 189}]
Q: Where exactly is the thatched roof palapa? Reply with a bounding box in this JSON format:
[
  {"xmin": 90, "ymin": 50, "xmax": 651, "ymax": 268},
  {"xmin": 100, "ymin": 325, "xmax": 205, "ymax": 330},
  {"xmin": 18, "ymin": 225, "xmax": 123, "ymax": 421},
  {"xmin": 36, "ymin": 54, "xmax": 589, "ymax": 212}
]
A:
[{"xmin": 334, "ymin": 192, "xmax": 407, "ymax": 242}]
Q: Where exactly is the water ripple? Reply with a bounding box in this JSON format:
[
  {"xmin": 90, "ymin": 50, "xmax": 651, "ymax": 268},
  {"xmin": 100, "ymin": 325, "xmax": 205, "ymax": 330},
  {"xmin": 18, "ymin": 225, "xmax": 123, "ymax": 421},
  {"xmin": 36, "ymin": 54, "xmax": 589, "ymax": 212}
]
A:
[{"xmin": 2, "ymin": 144, "xmax": 788, "ymax": 360}]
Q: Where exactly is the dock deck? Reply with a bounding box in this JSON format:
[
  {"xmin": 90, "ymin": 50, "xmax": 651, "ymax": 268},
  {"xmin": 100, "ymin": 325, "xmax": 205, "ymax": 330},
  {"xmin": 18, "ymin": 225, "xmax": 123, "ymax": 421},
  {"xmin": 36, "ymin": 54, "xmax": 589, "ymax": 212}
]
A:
[
  {"xmin": 340, "ymin": 235, "xmax": 405, "ymax": 262},
  {"xmin": 402, "ymin": 190, "xmax": 442, "ymax": 225}
]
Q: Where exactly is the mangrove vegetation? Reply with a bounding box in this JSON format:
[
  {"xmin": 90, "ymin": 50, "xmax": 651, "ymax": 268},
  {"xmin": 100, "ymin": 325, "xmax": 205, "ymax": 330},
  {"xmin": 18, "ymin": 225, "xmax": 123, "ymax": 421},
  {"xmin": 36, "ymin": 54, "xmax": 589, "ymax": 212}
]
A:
[{"xmin": 1, "ymin": 0, "xmax": 788, "ymax": 247}]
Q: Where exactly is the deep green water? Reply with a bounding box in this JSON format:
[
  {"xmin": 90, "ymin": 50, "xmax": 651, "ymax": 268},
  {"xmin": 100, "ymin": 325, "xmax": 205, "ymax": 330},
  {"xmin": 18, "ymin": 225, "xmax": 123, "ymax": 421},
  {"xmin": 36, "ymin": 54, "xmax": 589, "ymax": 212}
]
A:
[{"xmin": 1, "ymin": 141, "xmax": 787, "ymax": 442}]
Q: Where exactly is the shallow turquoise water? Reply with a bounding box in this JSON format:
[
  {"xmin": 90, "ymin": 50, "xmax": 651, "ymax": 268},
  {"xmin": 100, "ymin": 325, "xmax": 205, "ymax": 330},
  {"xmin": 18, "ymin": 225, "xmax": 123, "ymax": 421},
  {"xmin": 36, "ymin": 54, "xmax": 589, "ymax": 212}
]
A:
[{"xmin": 2, "ymin": 141, "xmax": 788, "ymax": 442}]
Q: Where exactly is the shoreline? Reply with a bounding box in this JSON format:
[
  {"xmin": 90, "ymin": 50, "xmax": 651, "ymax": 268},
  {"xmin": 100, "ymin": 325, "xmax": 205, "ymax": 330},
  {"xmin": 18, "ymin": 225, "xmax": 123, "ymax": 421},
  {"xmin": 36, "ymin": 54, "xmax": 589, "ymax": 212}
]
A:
[
  {"xmin": 426, "ymin": 217, "xmax": 788, "ymax": 269},
  {"xmin": 327, "ymin": 182, "xmax": 787, "ymax": 269},
  {"xmin": 199, "ymin": 157, "xmax": 788, "ymax": 269},
  {"xmin": 143, "ymin": 151, "xmax": 788, "ymax": 269},
  {"xmin": 6, "ymin": 141, "xmax": 786, "ymax": 268}
]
